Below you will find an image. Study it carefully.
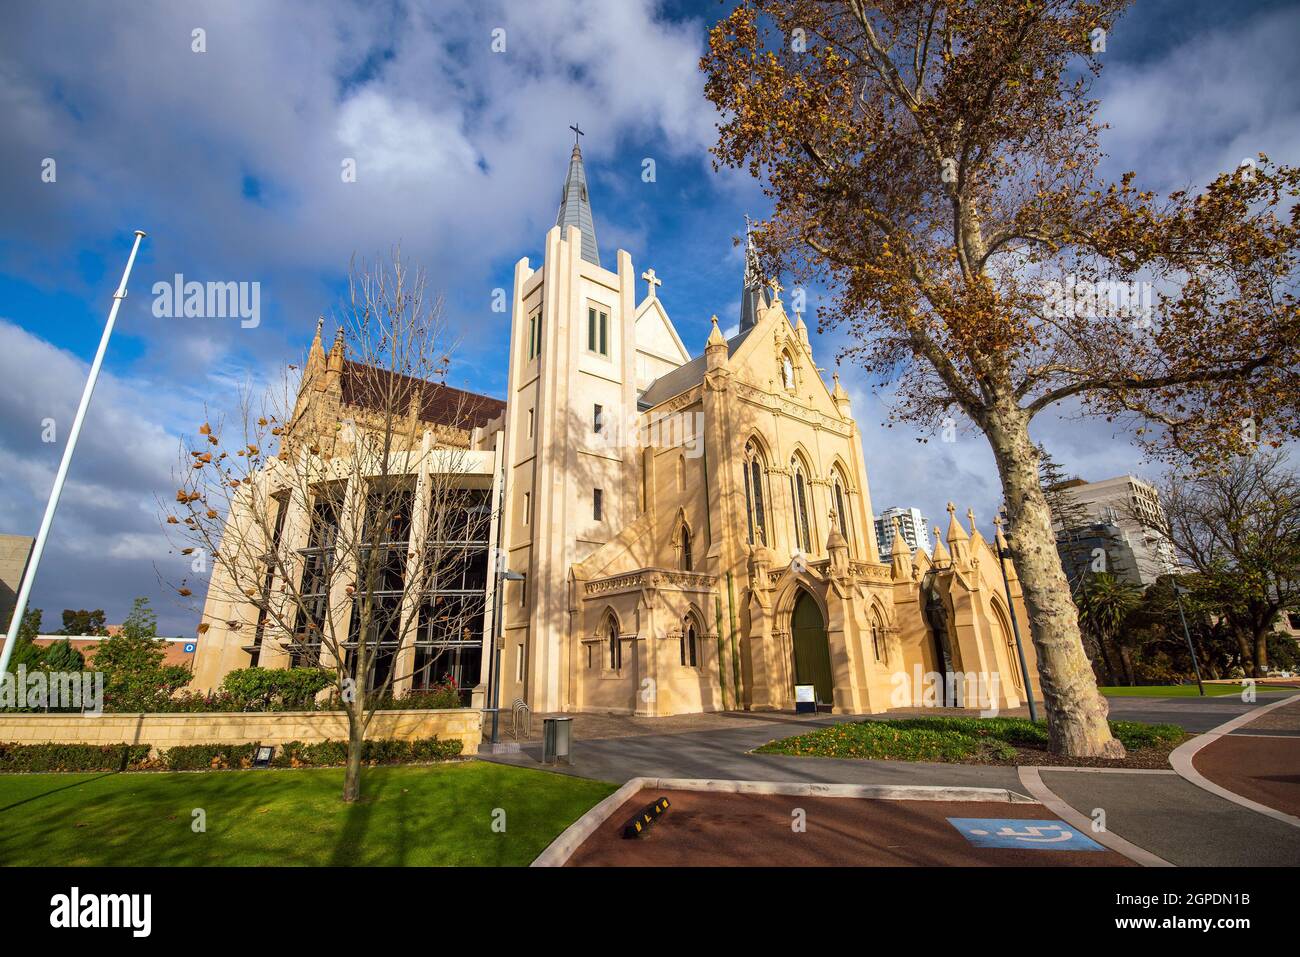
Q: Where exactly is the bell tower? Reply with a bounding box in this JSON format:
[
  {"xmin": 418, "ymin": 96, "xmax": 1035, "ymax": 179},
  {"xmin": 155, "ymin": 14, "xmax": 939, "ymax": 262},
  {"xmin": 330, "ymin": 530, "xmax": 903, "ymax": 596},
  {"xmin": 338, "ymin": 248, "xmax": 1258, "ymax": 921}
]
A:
[{"xmin": 496, "ymin": 130, "xmax": 641, "ymax": 714}]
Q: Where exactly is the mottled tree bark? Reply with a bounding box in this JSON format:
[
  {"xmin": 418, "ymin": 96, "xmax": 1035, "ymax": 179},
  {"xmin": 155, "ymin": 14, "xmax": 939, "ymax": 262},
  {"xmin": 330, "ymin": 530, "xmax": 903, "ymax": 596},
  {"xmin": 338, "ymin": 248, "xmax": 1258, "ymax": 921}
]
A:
[{"xmin": 987, "ymin": 406, "xmax": 1126, "ymax": 758}]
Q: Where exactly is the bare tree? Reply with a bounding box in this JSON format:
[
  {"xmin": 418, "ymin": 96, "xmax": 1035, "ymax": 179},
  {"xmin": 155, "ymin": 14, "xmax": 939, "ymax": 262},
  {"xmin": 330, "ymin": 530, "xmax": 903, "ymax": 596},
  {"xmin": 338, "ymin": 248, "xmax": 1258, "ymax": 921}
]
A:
[
  {"xmin": 1154, "ymin": 450, "xmax": 1300, "ymax": 678},
  {"xmin": 166, "ymin": 251, "xmax": 497, "ymax": 802}
]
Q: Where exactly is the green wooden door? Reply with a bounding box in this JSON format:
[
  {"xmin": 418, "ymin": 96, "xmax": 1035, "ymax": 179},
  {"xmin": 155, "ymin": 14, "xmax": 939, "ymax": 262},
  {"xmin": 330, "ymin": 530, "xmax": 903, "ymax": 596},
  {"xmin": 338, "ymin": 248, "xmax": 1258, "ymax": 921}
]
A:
[{"xmin": 791, "ymin": 591, "xmax": 833, "ymax": 705}]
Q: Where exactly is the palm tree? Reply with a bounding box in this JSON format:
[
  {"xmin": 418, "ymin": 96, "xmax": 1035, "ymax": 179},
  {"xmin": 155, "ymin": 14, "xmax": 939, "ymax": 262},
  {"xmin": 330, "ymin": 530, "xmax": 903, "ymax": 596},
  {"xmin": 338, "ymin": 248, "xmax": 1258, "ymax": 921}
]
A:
[{"xmin": 1074, "ymin": 573, "xmax": 1144, "ymax": 685}]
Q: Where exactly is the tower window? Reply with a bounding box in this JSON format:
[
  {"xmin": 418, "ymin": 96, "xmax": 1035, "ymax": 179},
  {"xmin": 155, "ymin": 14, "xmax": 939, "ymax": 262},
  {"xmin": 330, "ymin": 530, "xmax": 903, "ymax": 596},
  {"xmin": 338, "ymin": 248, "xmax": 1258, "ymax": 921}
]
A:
[
  {"xmin": 523, "ymin": 491, "xmax": 531, "ymax": 526},
  {"xmin": 587, "ymin": 307, "xmax": 609, "ymax": 356},
  {"xmin": 680, "ymin": 523, "xmax": 692, "ymax": 571},
  {"xmin": 593, "ymin": 488, "xmax": 603, "ymax": 521},
  {"xmin": 593, "ymin": 404, "xmax": 603, "ymax": 434},
  {"xmin": 528, "ymin": 310, "xmax": 542, "ymax": 359},
  {"xmin": 527, "ymin": 408, "xmax": 534, "ymax": 438}
]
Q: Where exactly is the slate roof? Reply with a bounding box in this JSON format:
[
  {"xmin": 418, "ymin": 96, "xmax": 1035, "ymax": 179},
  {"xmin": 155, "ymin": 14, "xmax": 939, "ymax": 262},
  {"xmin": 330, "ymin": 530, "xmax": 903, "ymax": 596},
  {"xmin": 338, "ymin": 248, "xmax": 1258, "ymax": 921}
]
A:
[
  {"xmin": 555, "ymin": 142, "xmax": 601, "ymax": 267},
  {"xmin": 637, "ymin": 327, "xmax": 756, "ymax": 410}
]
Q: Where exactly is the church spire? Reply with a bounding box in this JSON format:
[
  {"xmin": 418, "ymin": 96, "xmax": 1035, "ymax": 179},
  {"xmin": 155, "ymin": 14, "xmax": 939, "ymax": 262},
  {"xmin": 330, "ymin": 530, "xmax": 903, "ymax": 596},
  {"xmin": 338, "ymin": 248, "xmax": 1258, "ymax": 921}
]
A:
[
  {"xmin": 739, "ymin": 215, "xmax": 774, "ymax": 333},
  {"xmin": 555, "ymin": 125, "xmax": 601, "ymax": 267}
]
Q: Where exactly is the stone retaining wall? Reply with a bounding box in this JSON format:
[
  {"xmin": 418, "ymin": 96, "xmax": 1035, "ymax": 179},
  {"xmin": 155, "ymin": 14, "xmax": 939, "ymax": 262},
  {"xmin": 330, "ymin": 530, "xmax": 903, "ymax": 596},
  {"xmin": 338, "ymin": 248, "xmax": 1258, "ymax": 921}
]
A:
[{"xmin": 0, "ymin": 708, "xmax": 481, "ymax": 755}]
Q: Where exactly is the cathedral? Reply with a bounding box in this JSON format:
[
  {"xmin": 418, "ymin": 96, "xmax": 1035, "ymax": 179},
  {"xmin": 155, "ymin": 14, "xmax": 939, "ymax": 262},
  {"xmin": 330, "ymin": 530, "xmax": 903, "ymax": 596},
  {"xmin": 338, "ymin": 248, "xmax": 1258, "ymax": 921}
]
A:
[{"xmin": 192, "ymin": 139, "xmax": 1041, "ymax": 718}]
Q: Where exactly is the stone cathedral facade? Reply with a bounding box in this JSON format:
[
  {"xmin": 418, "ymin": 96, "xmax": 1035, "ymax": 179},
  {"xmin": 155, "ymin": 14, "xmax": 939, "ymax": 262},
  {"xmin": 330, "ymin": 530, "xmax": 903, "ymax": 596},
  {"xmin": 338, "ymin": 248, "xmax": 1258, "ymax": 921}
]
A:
[{"xmin": 193, "ymin": 140, "xmax": 1041, "ymax": 718}]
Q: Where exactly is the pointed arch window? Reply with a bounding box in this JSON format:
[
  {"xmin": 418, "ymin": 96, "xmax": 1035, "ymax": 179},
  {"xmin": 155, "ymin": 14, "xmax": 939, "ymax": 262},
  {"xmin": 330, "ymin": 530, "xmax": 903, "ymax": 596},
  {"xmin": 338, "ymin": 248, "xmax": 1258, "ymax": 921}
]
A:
[
  {"xmin": 680, "ymin": 614, "xmax": 699, "ymax": 667},
  {"xmin": 680, "ymin": 523, "xmax": 692, "ymax": 572},
  {"xmin": 790, "ymin": 460, "xmax": 813, "ymax": 554},
  {"xmin": 871, "ymin": 615, "xmax": 886, "ymax": 663},
  {"xmin": 607, "ymin": 614, "xmax": 621, "ymax": 670},
  {"xmin": 742, "ymin": 440, "xmax": 769, "ymax": 547}
]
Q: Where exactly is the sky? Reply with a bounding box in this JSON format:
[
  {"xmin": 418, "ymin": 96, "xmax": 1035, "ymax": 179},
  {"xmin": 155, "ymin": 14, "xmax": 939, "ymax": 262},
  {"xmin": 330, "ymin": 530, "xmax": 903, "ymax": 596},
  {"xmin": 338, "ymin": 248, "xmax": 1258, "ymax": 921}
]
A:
[{"xmin": 1, "ymin": 0, "xmax": 1296, "ymax": 635}]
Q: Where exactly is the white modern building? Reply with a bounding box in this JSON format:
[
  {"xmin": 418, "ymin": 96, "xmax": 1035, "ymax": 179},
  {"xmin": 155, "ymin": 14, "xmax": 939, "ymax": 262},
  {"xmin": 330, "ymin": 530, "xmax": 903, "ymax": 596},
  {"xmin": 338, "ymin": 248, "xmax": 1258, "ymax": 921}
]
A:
[
  {"xmin": 874, "ymin": 507, "xmax": 929, "ymax": 558},
  {"xmin": 1053, "ymin": 475, "xmax": 1178, "ymax": 584}
]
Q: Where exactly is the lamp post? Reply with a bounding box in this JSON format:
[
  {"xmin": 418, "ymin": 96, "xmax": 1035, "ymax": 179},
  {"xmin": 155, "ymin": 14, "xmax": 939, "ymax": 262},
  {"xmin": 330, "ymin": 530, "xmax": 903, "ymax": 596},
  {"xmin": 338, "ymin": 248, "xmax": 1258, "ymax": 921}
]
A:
[
  {"xmin": 0, "ymin": 230, "xmax": 147, "ymax": 685},
  {"xmin": 993, "ymin": 516, "xmax": 1038, "ymax": 723},
  {"xmin": 485, "ymin": 560, "xmax": 525, "ymax": 746},
  {"xmin": 1172, "ymin": 582, "xmax": 1206, "ymax": 696}
]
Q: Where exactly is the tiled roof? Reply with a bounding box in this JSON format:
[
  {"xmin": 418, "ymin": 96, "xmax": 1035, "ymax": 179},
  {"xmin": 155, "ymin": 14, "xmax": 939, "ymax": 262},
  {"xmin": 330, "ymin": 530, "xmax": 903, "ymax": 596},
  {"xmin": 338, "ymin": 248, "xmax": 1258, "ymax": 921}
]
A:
[{"xmin": 340, "ymin": 360, "xmax": 505, "ymax": 432}]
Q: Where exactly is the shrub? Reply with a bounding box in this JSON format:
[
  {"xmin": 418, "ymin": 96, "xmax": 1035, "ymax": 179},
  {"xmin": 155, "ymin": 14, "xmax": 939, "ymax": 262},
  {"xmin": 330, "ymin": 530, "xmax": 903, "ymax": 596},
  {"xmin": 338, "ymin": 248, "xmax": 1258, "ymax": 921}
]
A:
[
  {"xmin": 272, "ymin": 736, "xmax": 461, "ymax": 768},
  {"xmin": 0, "ymin": 742, "xmax": 151, "ymax": 772},
  {"xmin": 160, "ymin": 743, "xmax": 260, "ymax": 770},
  {"xmin": 371, "ymin": 687, "xmax": 465, "ymax": 711},
  {"xmin": 218, "ymin": 667, "xmax": 333, "ymax": 711}
]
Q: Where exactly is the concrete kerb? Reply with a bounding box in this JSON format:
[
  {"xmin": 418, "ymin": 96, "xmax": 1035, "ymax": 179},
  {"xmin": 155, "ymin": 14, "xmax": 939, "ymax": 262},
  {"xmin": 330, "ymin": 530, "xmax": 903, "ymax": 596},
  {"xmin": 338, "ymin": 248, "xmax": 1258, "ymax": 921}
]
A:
[
  {"xmin": 530, "ymin": 777, "xmax": 1036, "ymax": 867},
  {"xmin": 1168, "ymin": 692, "xmax": 1300, "ymax": 829},
  {"xmin": 1016, "ymin": 766, "xmax": 1174, "ymax": 868}
]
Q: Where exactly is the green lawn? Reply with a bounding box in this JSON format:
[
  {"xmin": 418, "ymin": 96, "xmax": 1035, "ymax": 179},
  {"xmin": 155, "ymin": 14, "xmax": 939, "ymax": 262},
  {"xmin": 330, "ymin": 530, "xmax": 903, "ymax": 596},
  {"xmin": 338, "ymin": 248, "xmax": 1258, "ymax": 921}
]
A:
[
  {"xmin": 755, "ymin": 716, "xmax": 1185, "ymax": 763},
  {"xmin": 1100, "ymin": 683, "xmax": 1294, "ymax": 697},
  {"xmin": 0, "ymin": 761, "xmax": 615, "ymax": 866}
]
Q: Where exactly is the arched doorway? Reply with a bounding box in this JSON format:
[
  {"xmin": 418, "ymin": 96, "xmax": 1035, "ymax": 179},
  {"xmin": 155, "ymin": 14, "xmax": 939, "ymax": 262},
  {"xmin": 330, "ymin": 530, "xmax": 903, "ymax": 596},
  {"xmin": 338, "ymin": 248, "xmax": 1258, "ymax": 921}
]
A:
[{"xmin": 791, "ymin": 590, "xmax": 833, "ymax": 706}]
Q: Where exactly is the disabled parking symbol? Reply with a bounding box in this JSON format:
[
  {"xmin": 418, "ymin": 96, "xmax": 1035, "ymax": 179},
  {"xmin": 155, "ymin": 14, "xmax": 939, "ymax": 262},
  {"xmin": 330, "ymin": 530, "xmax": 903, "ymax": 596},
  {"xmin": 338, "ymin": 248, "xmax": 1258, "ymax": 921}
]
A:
[{"xmin": 947, "ymin": 818, "xmax": 1105, "ymax": 851}]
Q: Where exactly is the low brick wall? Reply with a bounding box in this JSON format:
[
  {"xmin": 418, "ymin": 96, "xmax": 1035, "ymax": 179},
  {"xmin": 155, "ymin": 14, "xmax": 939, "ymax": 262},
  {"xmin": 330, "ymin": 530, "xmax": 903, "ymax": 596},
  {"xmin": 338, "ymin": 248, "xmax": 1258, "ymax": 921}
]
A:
[{"xmin": 0, "ymin": 708, "xmax": 481, "ymax": 756}]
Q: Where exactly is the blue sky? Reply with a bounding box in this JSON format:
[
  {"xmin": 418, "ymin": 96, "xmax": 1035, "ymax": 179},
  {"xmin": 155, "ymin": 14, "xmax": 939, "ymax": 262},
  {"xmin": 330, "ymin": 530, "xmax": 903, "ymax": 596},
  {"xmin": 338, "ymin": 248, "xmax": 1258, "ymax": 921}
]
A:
[{"xmin": 1, "ymin": 0, "xmax": 1297, "ymax": 634}]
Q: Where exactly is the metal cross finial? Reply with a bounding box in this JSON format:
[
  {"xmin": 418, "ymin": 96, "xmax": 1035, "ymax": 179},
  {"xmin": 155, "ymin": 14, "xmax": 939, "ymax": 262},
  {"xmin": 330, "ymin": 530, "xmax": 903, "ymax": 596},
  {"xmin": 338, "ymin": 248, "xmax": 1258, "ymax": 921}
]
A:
[
  {"xmin": 641, "ymin": 268, "xmax": 662, "ymax": 299},
  {"xmin": 569, "ymin": 123, "xmax": 584, "ymax": 144}
]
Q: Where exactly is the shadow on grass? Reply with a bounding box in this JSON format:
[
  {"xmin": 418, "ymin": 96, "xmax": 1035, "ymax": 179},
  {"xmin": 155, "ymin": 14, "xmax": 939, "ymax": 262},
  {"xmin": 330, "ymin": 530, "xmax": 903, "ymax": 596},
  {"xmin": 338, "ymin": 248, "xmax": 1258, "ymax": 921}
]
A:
[{"xmin": 0, "ymin": 772, "xmax": 120, "ymax": 813}]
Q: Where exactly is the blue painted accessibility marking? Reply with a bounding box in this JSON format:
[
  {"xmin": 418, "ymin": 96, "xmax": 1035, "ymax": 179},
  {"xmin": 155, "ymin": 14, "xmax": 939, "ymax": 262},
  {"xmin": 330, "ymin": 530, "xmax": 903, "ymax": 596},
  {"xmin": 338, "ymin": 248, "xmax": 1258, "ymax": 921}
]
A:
[{"xmin": 947, "ymin": 817, "xmax": 1105, "ymax": 851}]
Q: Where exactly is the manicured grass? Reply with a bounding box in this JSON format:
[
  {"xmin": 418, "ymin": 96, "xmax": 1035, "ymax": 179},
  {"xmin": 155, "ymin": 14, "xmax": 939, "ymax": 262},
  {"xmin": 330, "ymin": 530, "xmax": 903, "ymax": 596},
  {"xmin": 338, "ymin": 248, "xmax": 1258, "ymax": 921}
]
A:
[
  {"xmin": 755, "ymin": 716, "xmax": 1186, "ymax": 764},
  {"xmin": 1100, "ymin": 683, "xmax": 1293, "ymax": 697},
  {"xmin": 0, "ymin": 761, "xmax": 615, "ymax": 866}
]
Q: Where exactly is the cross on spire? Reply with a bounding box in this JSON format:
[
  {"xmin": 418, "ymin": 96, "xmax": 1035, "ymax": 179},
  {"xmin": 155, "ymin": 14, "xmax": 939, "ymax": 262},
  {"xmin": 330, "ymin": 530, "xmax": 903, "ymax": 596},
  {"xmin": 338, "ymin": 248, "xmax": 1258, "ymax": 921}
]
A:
[{"xmin": 569, "ymin": 123, "xmax": 584, "ymax": 145}]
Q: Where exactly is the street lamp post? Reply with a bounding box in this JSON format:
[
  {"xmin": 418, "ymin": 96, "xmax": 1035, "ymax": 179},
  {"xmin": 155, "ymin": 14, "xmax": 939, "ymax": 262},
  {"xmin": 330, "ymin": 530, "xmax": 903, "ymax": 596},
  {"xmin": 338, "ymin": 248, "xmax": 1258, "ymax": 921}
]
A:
[
  {"xmin": 993, "ymin": 516, "xmax": 1038, "ymax": 723},
  {"xmin": 0, "ymin": 230, "xmax": 147, "ymax": 685},
  {"xmin": 1172, "ymin": 582, "xmax": 1206, "ymax": 696},
  {"xmin": 485, "ymin": 562, "xmax": 525, "ymax": 746}
]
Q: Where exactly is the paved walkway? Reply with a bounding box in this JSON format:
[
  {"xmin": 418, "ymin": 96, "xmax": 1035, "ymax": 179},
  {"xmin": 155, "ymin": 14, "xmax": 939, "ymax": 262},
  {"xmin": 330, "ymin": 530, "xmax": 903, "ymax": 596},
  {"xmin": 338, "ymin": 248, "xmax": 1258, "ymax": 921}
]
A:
[
  {"xmin": 487, "ymin": 711, "xmax": 1026, "ymax": 789},
  {"xmin": 488, "ymin": 692, "xmax": 1300, "ymax": 866},
  {"xmin": 1034, "ymin": 767, "xmax": 1300, "ymax": 866}
]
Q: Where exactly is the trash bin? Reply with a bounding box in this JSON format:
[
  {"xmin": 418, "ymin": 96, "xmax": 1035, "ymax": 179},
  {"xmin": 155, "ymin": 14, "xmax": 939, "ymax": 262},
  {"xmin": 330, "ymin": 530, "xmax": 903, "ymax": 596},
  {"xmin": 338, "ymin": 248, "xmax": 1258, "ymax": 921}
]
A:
[{"xmin": 542, "ymin": 716, "xmax": 573, "ymax": 765}]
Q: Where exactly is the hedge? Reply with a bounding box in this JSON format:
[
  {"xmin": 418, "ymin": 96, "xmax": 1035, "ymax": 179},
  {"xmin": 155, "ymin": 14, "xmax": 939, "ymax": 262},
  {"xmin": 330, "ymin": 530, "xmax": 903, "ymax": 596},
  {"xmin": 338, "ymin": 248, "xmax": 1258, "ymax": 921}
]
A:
[
  {"xmin": 0, "ymin": 742, "xmax": 151, "ymax": 772},
  {"xmin": 0, "ymin": 736, "xmax": 463, "ymax": 773}
]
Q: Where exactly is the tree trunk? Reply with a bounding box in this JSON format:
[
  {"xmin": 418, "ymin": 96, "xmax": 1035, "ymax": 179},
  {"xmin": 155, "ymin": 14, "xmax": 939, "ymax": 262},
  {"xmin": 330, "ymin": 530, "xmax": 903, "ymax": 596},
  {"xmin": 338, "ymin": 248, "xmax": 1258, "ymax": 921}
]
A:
[
  {"xmin": 1252, "ymin": 627, "xmax": 1270, "ymax": 679},
  {"xmin": 986, "ymin": 408, "xmax": 1126, "ymax": 758},
  {"xmin": 343, "ymin": 707, "xmax": 364, "ymax": 803},
  {"xmin": 1116, "ymin": 642, "xmax": 1137, "ymax": 686},
  {"xmin": 1233, "ymin": 630, "xmax": 1253, "ymax": 676}
]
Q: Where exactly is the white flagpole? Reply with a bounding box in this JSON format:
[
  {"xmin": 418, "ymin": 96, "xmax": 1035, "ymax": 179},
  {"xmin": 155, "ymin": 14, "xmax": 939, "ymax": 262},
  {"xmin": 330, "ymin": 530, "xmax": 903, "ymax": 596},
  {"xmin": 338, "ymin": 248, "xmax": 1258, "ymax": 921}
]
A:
[{"xmin": 0, "ymin": 229, "xmax": 147, "ymax": 685}]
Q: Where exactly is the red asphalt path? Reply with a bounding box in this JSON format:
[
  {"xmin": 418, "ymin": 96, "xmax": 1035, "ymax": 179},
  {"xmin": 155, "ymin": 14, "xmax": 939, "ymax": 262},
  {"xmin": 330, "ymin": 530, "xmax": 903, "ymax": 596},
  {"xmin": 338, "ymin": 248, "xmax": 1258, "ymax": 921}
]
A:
[
  {"xmin": 1193, "ymin": 699, "xmax": 1300, "ymax": 818},
  {"xmin": 565, "ymin": 789, "xmax": 1132, "ymax": 867}
]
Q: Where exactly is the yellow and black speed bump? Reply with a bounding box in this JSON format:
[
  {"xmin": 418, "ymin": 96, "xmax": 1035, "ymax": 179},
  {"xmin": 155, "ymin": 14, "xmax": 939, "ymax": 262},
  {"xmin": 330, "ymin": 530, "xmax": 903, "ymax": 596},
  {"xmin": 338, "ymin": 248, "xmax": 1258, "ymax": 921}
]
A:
[{"xmin": 621, "ymin": 796, "xmax": 671, "ymax": 839}]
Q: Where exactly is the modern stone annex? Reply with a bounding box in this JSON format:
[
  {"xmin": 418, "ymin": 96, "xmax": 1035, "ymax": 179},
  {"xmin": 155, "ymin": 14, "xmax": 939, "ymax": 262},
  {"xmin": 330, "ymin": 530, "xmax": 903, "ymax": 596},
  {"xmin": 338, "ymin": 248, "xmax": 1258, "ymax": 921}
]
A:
[{"xmin": 192, "ymin": 139, "xmax": 1041, "ymax": 717}]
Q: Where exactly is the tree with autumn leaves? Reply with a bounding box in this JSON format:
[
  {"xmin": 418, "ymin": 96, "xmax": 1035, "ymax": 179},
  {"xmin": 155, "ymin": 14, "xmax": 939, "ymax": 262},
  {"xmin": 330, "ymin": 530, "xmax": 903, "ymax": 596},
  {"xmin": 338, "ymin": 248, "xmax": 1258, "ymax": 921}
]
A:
[{"xmin": 702, "ymin": 0, "xmax": 1300, "ymax": 755}]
